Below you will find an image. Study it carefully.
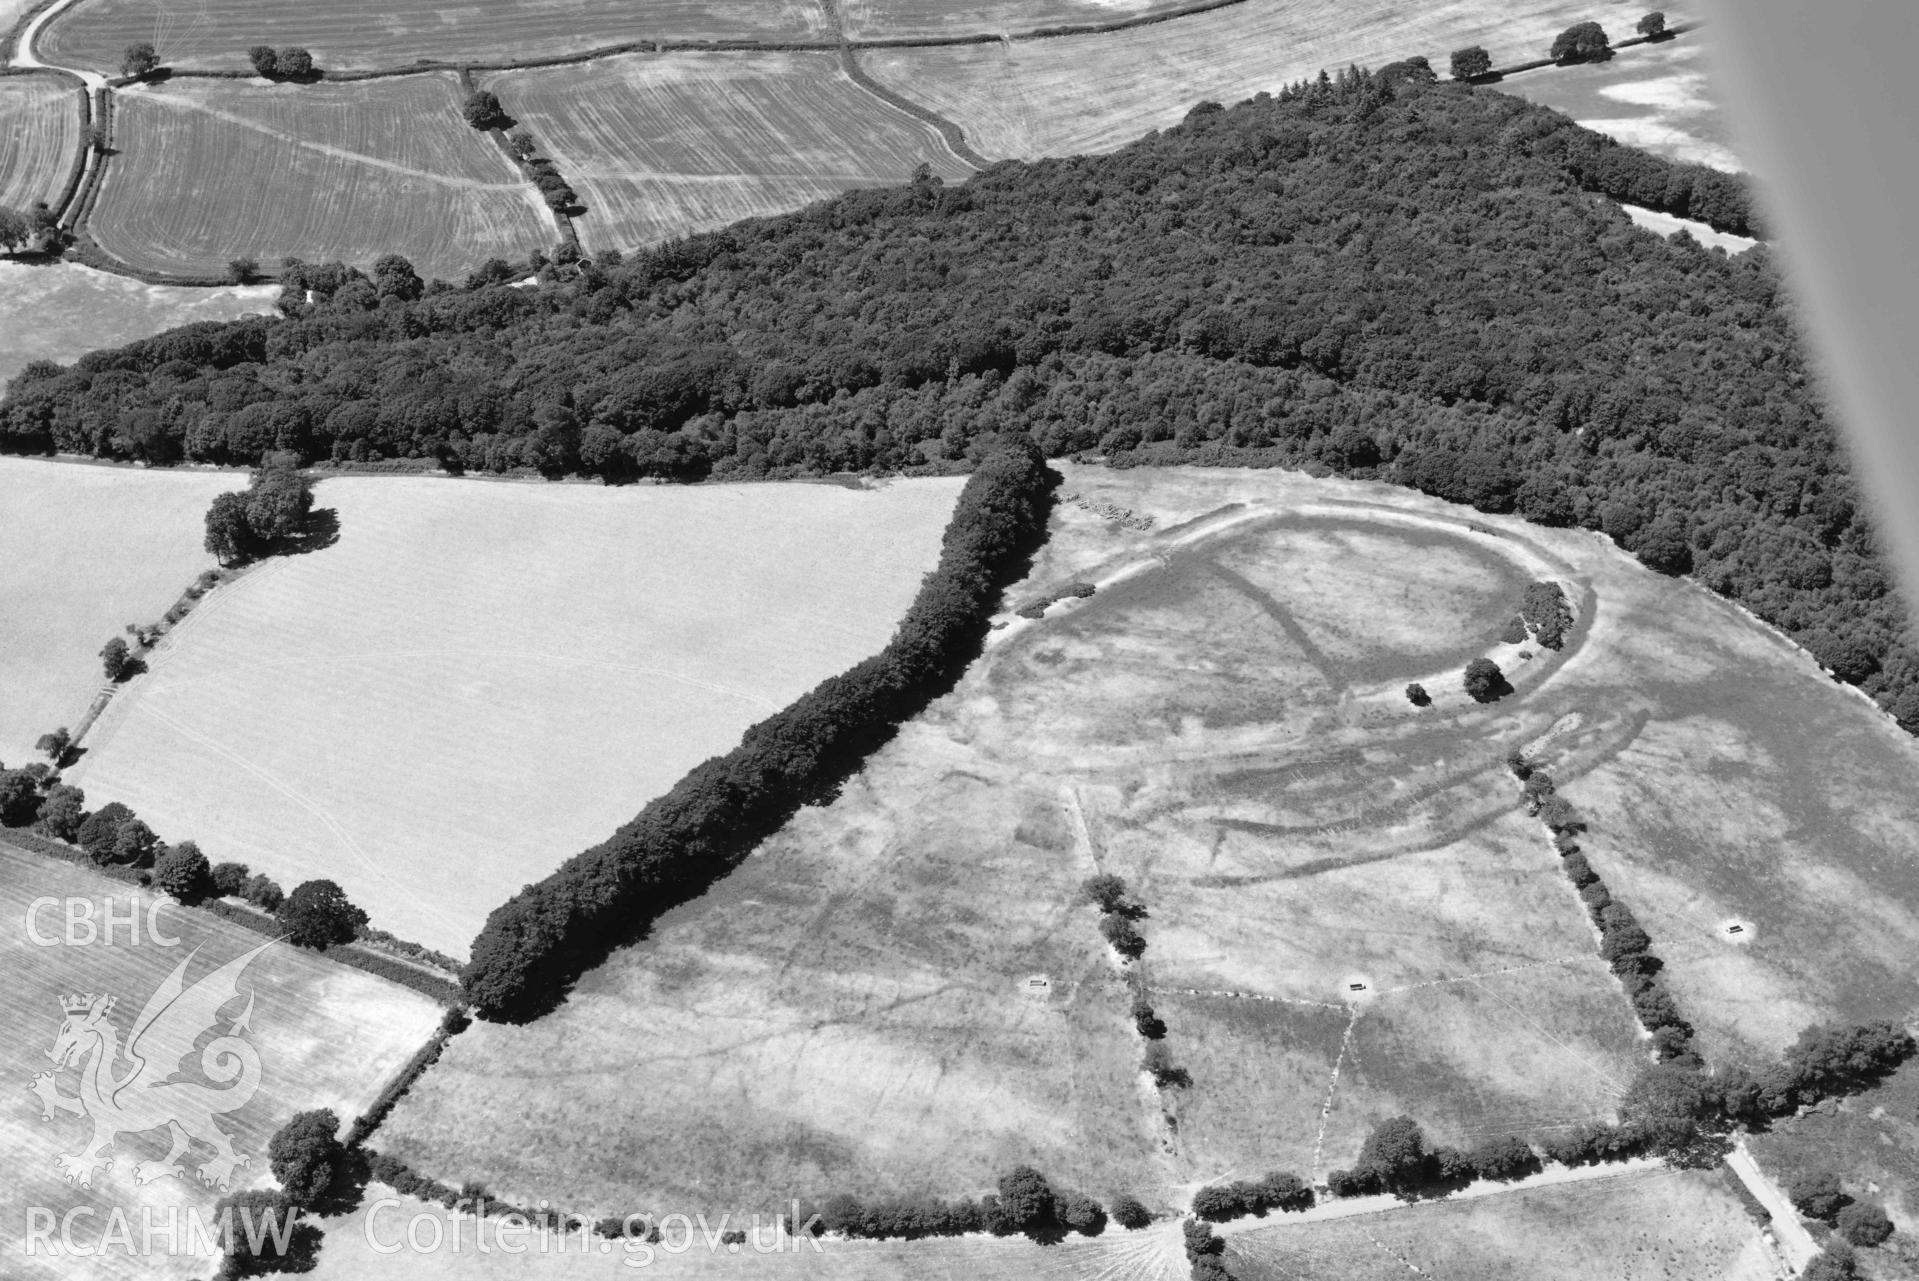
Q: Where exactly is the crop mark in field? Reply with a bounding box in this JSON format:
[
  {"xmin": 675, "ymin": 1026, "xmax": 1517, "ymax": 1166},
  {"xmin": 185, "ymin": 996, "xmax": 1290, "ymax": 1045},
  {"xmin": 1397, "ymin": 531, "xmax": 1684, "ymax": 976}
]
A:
[
  {"xmin": 1162, "ymin": 985, "xmax": 1346, "ymax": 1012},
  {"xmin": 1200, "ymin": 558, "xmax": 1349, "ymax": 693},
  {"xmin": 1456, "ymin": 972, "xmax": 1631, "ymax": 1099},
  {"xmin": 126, "ymin": 697, "xmax": 471, "ymax": 944},
  {"xmin": 1374, "ymin": 955, "xmax": 1592, "ymax": 997},
  {"xmin": 137, "ymin": 92, "xmax": 533, "ymax": 192},
  {"xmin": 1310, "ymin": 1003, "xmax": 1365, "ymax": 1182}
]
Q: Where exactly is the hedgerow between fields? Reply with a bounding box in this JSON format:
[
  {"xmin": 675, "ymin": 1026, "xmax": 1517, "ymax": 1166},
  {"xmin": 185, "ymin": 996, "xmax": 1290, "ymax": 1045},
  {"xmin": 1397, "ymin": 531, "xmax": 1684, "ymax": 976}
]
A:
[{"xmin": 459, "ymin": 437, "xmax": 1056, "ymax": 1020}]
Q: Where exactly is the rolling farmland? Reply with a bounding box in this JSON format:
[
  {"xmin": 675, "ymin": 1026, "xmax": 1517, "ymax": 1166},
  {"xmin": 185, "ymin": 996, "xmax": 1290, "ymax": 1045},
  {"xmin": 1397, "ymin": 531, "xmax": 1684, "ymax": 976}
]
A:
[
  {"xmin": 864, "ymin": 0, "xmax": 1683, "ymax": 159},
  {"xmin": 0, "ymin": 843, "xmax": 444, "ymax": 1281},
  {"xmin": 380, "ymin": 462, "xmax": 1919, "ymax": 1241},
  {"xmin": 485, "ymin": 53, "xmax": 971, "ymax": 254},
  {"xmin": 0, "ymin": 72, "xmax": 79, "ymax": 211},
  {"xmin": 65, "ymin": 475, "xmax": 965, "ymax": 957},
  {"xmin": 89, "ymin": 75, "xmax": 551, "ymax": 281},
  {"xmin": 37, "ymin": 0, "xmax": 831, "ymax": 75},
  {"xmin": 0, "ymin": 458, "xmax": 244, "ymax": 766}
]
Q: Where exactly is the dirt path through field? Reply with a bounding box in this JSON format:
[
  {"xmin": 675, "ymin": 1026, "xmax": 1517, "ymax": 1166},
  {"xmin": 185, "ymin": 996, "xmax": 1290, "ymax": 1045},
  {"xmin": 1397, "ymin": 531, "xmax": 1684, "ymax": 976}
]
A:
[{"xmin": 1725, "ymin": 1140, "xmax": 1816, "ymax": 1272}]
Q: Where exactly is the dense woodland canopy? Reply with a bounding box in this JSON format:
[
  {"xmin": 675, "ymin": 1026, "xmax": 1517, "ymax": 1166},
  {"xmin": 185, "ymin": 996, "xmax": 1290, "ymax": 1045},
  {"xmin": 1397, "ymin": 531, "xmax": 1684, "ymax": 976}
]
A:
[{"xmin": 1, "ymin": 69, "xmax": 1905, "ymax": 722}]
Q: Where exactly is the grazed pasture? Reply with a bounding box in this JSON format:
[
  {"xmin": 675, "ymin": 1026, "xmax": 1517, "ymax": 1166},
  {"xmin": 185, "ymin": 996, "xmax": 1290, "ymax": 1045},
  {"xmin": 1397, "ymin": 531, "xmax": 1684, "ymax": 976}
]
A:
[
  {"xmin": 65, "ymin": 475, "xmax": 963, "ymax": 956},
  {"xmin": 0, "ymin": 844, "xmax": 443, "ymax": 1281},
  {"xmin": 0, "ymin": 457, "xmax": 243, "ymax": 765},
  {"xmin": 380, "ymin": 462, "xmax": 1919, "ymax": 1255},
  {"xmin": 486, "ymin": 53, "xmax": 970, "ymax": 254},
  {"xmin": 0, "ymin": 72, "xmax": 78, "ymax": 210},
  {"xmin": 865, "ymin": 0, "xmax": 1676, "ymax": 160},
  {"xmin": 91, "ymin": 75, "xmax": 550, "ymax": 280},
  {"xmin": 38, "ymin": 0, "xmax": 831, "ymax": 74}
]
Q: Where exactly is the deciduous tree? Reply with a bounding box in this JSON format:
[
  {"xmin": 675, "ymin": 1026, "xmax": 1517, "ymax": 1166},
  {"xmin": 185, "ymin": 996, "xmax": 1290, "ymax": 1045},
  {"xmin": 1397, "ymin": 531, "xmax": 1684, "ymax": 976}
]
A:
[
  {"xmin": 1550, "ymin": 21, "xmax": 1612, "ymax": 64},
  {"xmin": 121, "ymin": 42, "xmax": 159, "ymax": 77},
  {"xmin": 277, "ymin": 879, "xmax": 367, "ymax": 949},
  {"xmin": 1449, "ymin": 46, "xmax": 1492, "ymax": 79}
]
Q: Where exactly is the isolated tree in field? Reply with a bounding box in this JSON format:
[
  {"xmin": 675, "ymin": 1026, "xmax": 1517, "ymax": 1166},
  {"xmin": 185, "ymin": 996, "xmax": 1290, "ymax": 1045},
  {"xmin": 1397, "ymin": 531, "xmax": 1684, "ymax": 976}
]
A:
[
  {"xmin": 1462, "ymin": 656, "xmax": 1507, "ymax": 702},
  {"xmin": 154, "ymin": 841, "xmax": 214, "ymax": 903},
  {"xmin": 36, "ymin": 783, "xmax": 85, "ymax": 840},
  {"xmin": 1836, "ymin": 1200, "xmax": 1893, "ymax": 1247},
  {"xmin": 277, "ymin": 879, "xmax": 367, "ymax": 949},
  {"xmin": 1550, "ymin": 21, "xmax": 1612, "ymax": 64},
  {"xmin": 1450, "ymin": 46, "xmax": 1492, "ymax": 80},
  {"xmin": 246, "ymin": 45, "xmax": 277, "ymax": 76},
  {"xmin": 100, "ymin": 636, "xmax": 131, "ymax": 680},
  {"xmin": 1108, "ymin": 1195, "xmax": 1152, "ymax": 1230},
  {"xmin": 275, "ymin": 47, "xmax": 314, "ymax": 79},
  {"xmin": 462, "ymin": 89, "xmax": 507, "ymax": 130},
  {"xmin": 1080, "ymin": 873, "xmax": 1133, "ymax": 915},
  {"xmin": 1636, "ymin": 11, "xmax": 1666, "ymax": 38},
  {"xmin": 121, "ymin": 42, "xmax": 159, "ymax": 77},
  {"xmin": 1405, "ymin": 681, "xmax": 1429, "ymax": 706},
  {"xmin": 227, "ymin": 256, "xmax": 259, "ymax": 284},
  {"xmin": 36, "ymin": 727, "xmax": 71, "ymax": 764},
  {"xmin": 268, "ymin": 1108, "xmax": 346, "ymax": 1208}
]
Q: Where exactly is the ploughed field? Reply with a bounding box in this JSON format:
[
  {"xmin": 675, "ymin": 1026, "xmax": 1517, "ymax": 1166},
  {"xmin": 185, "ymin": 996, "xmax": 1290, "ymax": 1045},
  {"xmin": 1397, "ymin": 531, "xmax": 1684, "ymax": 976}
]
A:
[
  {"xmin": 0, "ymin": 457, "xmax": 243, "ymax": 766},
  {"xmin": 63, "ymin": 475, "xmax": 964, "ymax": 957},
  {"xmin": 864, "ymin": 0, "xmax": 1680, "ymax": 160},
  {"xmin": 483, "ymin": 52, "xmax": 973, "ymax": 255},
  {"xmin": 369, "ymin": 460, "xmax": 1918, "ymax": 1269},
  {"xmin": 0, "ymin": 844, "xmax": 443, "ymax": 1281},
  {"xmin": 35, "ymin": 0, "xmax": 832, "ymax": 75},
  {"xmin": 90, "ymin": 76, "xmax": 551, "ymax": 282},
  {"xmin": 0, "ymin": 73, "xmax": 79, "ymax": 212}
]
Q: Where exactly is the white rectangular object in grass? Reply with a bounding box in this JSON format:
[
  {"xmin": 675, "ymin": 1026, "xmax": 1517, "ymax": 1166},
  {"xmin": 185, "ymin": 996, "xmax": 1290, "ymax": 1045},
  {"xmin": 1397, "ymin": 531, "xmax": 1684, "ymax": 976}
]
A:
[{"xmin": 64, "ymin": 475, "xmax": 964, "ymax": 957}]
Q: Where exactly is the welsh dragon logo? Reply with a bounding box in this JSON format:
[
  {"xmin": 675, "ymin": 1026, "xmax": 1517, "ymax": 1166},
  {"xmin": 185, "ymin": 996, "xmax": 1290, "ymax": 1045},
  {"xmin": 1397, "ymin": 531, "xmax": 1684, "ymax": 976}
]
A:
[{"xmin": 28, "ymin": 941, "xmax": 270, "ymax": 1190}]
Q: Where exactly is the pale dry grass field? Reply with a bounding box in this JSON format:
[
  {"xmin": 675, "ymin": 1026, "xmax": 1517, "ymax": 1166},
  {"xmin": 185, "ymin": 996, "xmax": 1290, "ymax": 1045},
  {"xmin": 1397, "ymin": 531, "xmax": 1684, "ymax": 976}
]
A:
[
  {"xmin": 1228, "ymin": 1165, "xmax": 1775, "ymax": 1281},
  {"xmin": 378, "ymin": 754, "xmax": 1160, "ymax": 1219},
  {"xmin": 486, "ymin": 53, "xmax": 972, "ymax": 255},
  {"xmin": 0, "ymin": 72, "xmax": 77, "ymax": 210},
  {"xmin": 841, "ymin": 0, "xmax": 1189, "ymax": 40},
  {"xmin": 369, "ymin": 462, "xmax": 1919, "ymax": 1257},
  {"xmin": 864, "ymin": 0, "xmax": 1659, "ymax": 160},
  {"xmin": 92, "ymin": 75, "xmax": 550, "ymax": 280},
  {"xmin": 66, "ymin": 475, "xmax": 963, "ymax": 956},
  {"xmin": 0, "ymin": 263, "xmax": 276, "ymax": 389},
  {"xmin": 0, "ymin": 457, "xmax": 243, "ymax": 765},
  {"xmin": 0, "ymin": 844, "xmax": 443, "ymax": 1281}
]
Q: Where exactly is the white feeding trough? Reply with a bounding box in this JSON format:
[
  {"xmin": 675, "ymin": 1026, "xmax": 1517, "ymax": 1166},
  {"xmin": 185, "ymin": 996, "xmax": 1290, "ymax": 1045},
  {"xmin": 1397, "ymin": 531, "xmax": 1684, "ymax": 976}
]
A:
[
  {"xmin": 1021, "ymin": 974, "xmax": 1054, "ymax": 997},
  {"xmin": 1340, "ymin": 974, "xmax": 1376, "ymax": 1002},
  {"xmin": 1718, "ymin": 919, "xmax": 1755, "ymax": 945}
]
